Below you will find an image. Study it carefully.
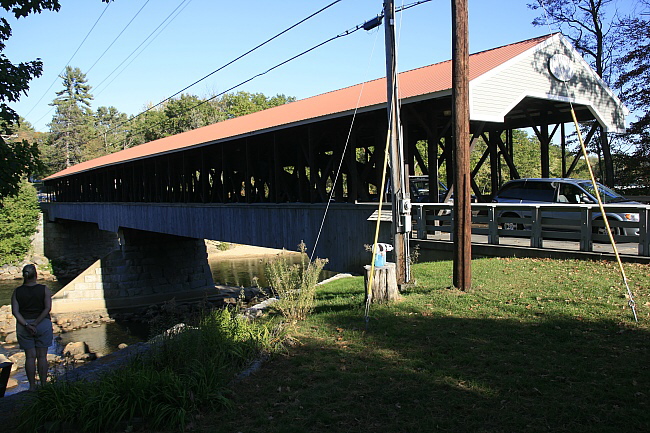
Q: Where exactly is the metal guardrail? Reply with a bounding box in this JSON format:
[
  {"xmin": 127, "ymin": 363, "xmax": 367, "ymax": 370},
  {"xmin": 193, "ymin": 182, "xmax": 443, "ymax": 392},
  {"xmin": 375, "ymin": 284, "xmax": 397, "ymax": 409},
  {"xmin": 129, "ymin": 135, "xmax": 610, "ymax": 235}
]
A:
[{"xmin": 412, "ymin": 203, "xmax": 650, "ymax": 257}]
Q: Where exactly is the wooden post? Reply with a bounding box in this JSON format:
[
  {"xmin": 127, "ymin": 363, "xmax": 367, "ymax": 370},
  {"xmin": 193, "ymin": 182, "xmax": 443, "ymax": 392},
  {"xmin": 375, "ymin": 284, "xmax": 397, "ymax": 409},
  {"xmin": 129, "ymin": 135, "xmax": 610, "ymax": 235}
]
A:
[
  {"xmin": 364, "ymin": 263, "xmax": 400, "ymax": 304},
  {"xmin": 384, "ymin": 0, "xmax": 411, "ymax": 285},
  {"xmin": 452, "ymin": 0, "xmax": 471, "ymax": 290}
]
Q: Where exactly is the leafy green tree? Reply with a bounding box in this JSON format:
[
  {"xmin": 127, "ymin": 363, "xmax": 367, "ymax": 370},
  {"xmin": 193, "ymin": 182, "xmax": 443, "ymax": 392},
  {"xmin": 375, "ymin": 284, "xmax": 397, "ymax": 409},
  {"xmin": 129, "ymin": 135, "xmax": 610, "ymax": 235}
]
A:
[
  {"xmin": 126, "ymin": 104, "xmax": 170, "ymax": 146},
  {"xmin": 221, "ymin": 91, "xmax": 295, "ymax": 119},
  {"xmin": 1, "ymin": 1, "xmax": 110, "ymax": 196},
  {"xmin": 615, "ymin": 1, "xmax": 650, "ymax": 191},
  {"xmin": 82, "ymin": 105, "xmax": 129, "ymax": 160},
  {"xmin": 126, "ymin": 91, "xmax": 295, "ymax": 146},
  {"xmin": 0, "ymin": 1, "xmax": 61, "ymax": 198},
  {"xmin": 416, "ymin": 129, "xmax": 595, "ymax": 198},
  {"xmin": 163, "ymin": 94, "xmax": 224, "ymax": 136},
  {"xmin": 48, "ymin": 66, "xmax": 94, "ymax": 169},
  {"xmin": 0, "ymin": 118, "xmax": 40, "ymax": 196},
  {"xmin": 0, "ymin": 181, "xmax": 39, "ymax": 265},
  {"xmin": 1, "ymin": 116, "xmax": 51, "ymax": 179}
]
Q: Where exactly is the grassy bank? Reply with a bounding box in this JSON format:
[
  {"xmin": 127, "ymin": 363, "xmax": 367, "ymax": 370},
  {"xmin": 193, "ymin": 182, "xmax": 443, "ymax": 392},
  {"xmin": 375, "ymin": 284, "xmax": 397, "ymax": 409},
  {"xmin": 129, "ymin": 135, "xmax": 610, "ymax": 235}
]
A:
[
  {"xmin": 18, "ymin": 308, "xmax": 277, "ymax": 432},
  {"xmin": 197, "ymin": 258, "xmax": 649, "ymax": 433}
]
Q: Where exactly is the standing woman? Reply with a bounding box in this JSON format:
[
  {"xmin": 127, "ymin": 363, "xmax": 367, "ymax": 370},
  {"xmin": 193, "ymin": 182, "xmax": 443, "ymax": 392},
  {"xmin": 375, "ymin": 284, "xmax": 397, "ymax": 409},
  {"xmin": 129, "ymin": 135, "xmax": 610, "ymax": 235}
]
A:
[{"xmin": 11, "ymin": 264, "xmax": 53, "ymax": 391}]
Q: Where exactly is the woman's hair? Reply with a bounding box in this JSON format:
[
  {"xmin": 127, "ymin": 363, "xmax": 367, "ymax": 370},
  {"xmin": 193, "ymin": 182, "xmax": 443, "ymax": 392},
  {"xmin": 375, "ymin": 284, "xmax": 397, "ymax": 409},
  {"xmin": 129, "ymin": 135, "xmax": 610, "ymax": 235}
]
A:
[{"xmin": 22, "ymin": 264, "xmax": 37, "ymax": 281}]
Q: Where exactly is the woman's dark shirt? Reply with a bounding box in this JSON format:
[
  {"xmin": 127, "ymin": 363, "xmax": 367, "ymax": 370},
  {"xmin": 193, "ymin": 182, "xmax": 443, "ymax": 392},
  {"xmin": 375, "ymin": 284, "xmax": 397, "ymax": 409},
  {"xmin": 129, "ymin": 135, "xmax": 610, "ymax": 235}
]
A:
[{"xmin": 14, "ymin": 284, "xmax": 49, "ymax": 320}]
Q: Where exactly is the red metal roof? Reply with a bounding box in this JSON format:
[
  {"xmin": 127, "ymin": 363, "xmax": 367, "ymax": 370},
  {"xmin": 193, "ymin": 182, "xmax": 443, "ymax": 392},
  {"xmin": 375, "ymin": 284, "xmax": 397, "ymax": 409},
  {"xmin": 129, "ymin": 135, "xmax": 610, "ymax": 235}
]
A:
[{"xmin": 46, "ymin": 34, "xmax": 554, "ymax": 180}]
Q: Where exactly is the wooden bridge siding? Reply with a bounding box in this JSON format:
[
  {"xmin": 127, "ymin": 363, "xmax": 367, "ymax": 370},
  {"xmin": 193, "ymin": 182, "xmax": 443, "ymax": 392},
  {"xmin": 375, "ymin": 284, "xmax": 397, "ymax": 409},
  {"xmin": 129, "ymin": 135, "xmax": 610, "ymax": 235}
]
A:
[{"xmin": 41, "ymin": 202, "xmax": 388, "ymax": 272}]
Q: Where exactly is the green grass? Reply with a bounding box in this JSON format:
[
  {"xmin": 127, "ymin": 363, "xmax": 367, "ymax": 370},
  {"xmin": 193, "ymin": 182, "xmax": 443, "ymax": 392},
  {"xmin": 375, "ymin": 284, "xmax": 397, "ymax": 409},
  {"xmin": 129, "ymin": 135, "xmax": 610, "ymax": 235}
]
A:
[{"xmin": 195, "ymin": 257, "xmax": 650, "ymax": 433}]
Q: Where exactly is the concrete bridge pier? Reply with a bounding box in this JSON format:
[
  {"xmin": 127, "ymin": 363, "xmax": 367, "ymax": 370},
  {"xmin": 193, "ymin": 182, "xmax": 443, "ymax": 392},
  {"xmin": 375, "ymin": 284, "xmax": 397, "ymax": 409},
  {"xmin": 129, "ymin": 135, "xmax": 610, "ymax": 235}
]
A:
[{"xmin": 45, "ymin": 221, "xmax": 215, "ymax": 313}]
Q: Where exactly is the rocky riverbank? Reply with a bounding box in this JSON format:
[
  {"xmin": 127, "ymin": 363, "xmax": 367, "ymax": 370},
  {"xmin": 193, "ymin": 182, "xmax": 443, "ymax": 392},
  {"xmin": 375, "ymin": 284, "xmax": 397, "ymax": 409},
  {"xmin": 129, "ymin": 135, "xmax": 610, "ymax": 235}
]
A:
[
  {"xmin": 0, "ymin": 243, "xmax": 302, "ymax": 395},
  {"xmin": 0, "ymin": 257, "xmax": 56, "ymax": 281},
  {"xmin": 0, "ymin": 285, "xmax": 273, "ymax": 394}
]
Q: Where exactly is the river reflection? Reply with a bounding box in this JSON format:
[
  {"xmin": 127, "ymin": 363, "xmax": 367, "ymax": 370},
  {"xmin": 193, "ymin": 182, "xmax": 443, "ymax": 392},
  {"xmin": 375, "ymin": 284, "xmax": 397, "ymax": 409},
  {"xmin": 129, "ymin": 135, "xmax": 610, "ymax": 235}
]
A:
[{"xmin": 209, "ymin": 254, "xmax": 334, "ymax": 288}]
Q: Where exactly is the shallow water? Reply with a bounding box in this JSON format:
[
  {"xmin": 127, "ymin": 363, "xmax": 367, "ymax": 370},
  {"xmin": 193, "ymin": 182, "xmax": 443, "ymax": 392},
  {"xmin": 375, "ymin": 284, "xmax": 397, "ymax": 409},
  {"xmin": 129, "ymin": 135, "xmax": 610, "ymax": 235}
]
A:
[
  {"xmin": 2, "ymin": 253, "xmax": 332, "ymax": 395},
  {"xmin": 2, "ymin": 320, "xmax": 148, "ymax": 395},
  {"xmin": 209, "ymin": 255, "xmax": 335, "ymax": 287}
]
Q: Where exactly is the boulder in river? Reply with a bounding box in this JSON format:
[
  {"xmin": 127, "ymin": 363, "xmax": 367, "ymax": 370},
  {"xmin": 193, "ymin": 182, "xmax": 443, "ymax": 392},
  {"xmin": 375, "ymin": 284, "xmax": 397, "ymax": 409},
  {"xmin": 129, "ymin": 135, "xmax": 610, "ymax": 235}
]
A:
[
  {"xmin": 63, "ymin": 341, "xmax": 89, "ymax": 358},
  {"xmin": 4, "ymin": 331, "xmax": 17, "ymax": 344}
]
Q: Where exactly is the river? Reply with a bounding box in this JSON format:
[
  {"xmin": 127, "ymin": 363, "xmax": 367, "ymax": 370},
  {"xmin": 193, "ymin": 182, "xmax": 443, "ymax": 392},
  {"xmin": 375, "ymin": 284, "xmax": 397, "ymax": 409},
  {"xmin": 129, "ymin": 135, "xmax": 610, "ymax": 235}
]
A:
[{"xmin": 1, "ymin": 249, "xmax": 332, "ymax": 395}]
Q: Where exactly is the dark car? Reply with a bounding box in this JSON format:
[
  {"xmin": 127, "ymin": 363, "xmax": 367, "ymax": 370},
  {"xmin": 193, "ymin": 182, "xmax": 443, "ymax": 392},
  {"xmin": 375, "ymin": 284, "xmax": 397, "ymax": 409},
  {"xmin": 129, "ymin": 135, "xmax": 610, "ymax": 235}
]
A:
[
  {"xmin": 409, "ymin": 176, "xmax": 449, "ymax": 203},
  {"xmin": 492, "ymin": 178, "xmax": 640, "ymax": 236}
]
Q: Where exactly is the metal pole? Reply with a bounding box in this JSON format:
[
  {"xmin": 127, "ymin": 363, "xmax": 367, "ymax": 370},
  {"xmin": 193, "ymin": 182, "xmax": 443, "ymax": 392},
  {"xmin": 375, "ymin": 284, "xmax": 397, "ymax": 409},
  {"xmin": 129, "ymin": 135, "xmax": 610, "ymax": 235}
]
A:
[
  {"xmin": 384, "ymin": 0, "xmax": 411, "ymax": 285},
  {"xmin": 452, "ymin": 0, "xmax": 471, "ymax": 290}
]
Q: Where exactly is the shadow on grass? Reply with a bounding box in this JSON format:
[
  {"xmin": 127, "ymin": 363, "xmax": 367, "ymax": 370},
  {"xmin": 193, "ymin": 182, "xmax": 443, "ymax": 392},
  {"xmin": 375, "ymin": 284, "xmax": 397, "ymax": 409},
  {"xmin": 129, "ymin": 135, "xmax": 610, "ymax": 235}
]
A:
[
  {"xmin": 316, "ymin": 311, "xmax": 648, "ymax": 432},
  {"xmin": 222, "ymin": 307, "xmax": 650, "ymax": 433}
]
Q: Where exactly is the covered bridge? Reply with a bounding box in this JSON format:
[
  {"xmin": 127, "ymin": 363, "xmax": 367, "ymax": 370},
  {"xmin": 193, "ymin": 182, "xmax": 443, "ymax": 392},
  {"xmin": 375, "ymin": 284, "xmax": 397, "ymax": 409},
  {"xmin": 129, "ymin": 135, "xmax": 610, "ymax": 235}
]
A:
[
  {"xmin": 44, "ymin": 33, "xmax": 627, "ymax": 205},
  {"xmin": 42, "ymin": 33, "xmax": 628, "ymax": 273}
]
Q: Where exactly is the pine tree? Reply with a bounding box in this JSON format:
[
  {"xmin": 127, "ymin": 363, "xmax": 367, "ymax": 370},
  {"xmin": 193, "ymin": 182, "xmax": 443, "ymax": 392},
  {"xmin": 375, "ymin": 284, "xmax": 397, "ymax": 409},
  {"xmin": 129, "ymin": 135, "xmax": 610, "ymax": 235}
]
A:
[{"xmin": 48, "ymin": 66, "xmax": 94, "ymax": 169}]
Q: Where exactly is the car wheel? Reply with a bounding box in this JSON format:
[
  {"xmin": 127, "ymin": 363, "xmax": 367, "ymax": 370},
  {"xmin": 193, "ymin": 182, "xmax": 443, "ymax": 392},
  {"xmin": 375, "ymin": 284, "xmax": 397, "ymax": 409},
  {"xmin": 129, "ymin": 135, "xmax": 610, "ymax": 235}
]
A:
[
  {"xmin": 593, "ymin": 219, "xmax": 621, "ymax": 237},
  {"xmin": 501, "ymin": 213, "xmax": 523, "ymax": 232}
]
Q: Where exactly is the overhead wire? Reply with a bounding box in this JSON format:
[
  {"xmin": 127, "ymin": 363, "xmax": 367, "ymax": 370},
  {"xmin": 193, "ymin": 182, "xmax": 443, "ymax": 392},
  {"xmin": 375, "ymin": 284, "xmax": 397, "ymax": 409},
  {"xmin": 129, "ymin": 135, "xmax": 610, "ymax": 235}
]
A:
[
  {"xmin": 29, "ymin": 0, "xmax": 152, "ymax": 127},
  {"xmin": 22, "ymin": 1, "xmax": 112, "ymax": 120},
  {"xmin": 94, "ymin": 0, "xmax": 193, "ymax": 96},
  {"xmin": 103, "ymin": 0, "xmax": 343, "ymax": 138},
  {"xmin": 365, "ymin": 0, "xmax": 412, "ymax": 326},
  {"xmin": 310, "ymin": 15, "xmax": 382, "ymax": 263},
  {"xmin": 107, "ymin": 16, "xmax": 367, "ymax": 148},
  {"xmin": 365, "ymin": 127, "xmax": 392, "ymax": 328},
  {"xmin": 95, "ymin": 1, "xmax": 192, "ymax": 97},
  {"xmin": 103, "ymin": 0, "xmax": 427, "ymax": 140},
  {"xmin": 86, "ymin": 0, "xmax": 152, "ymax": 74}
]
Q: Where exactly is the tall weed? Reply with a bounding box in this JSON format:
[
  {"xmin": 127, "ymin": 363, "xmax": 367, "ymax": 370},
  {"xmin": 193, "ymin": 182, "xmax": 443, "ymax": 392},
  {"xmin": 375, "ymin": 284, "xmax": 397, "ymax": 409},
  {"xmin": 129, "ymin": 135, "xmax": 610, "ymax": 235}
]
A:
[{"xmin": 265, "ymin": 243, "xmax": 327, "ymax": 323}]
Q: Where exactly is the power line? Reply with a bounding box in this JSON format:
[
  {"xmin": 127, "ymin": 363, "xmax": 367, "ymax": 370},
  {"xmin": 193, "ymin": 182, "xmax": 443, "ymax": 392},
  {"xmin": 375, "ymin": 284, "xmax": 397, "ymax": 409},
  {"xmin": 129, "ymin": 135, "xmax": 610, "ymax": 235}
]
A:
[
  {"xmin": 93, "ymin": 0, "xmax": 193, "ymax": 96},
  {"xmin": 116, "ymin": 0, "xmax": 432, "ymax": 140},
  {"xmin": 86, "ymin": 0, "xmax": 151, "ymax": 74},
  {"xmin": 31, "ymin": 0, "xmax": 157, "ymax": 128},
  {"xmin": 114, "ymin": 0, "xmax": 343, "ymax": 135},
  {"xmin": 111, "ymin": 20, "xmax": 366, "ymax": 149},
  {"xmin": 32, "ymin": 0, "xmax": 189, "ymax": 128},
  {"xmin": 22, "ymin": 1, "xmax": 112, "ymax": 119}
]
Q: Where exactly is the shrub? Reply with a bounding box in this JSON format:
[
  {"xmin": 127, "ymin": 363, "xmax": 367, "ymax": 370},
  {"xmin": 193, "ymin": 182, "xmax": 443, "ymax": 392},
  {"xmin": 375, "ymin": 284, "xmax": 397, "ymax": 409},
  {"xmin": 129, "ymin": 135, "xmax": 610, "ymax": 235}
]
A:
[
  {"xmin": 265, "ymin": 243, "xmax": 328, "ymax": 323},
  {"xmin": 0, "ymin": 181, "xmax": 39, "ymax": 265},
  {"xmin": 216, "ymin": 241, "xmax": 233, "ymax": 251}
]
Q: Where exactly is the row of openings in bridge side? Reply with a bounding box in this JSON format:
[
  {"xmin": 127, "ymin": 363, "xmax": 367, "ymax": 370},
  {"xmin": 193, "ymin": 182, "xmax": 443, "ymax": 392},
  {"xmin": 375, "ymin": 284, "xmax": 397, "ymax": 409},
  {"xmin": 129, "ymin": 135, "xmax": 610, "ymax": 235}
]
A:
[{"xmin": 44, "ymin": 122, "xmax": 591, "ymax": 204}]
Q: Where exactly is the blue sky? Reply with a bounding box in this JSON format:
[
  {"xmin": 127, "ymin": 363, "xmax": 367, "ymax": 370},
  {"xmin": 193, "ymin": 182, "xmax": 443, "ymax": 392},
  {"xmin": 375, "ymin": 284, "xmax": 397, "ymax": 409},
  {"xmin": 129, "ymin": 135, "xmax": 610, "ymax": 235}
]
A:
[{"xmin": 5, "ymin": 0, "xmax": 546, "ymax": 132}]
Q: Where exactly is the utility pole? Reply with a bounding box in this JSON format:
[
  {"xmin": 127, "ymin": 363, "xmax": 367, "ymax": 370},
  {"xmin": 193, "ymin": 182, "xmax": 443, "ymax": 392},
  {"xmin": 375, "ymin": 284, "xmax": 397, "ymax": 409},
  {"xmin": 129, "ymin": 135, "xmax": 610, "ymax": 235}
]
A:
[
  {"xmin": 384, "ymin": 0, "xmax": 411, "ymax": 285},
  {"xmin": 452, "ymin": 0, "xmax": 471, "ymax": 290}
]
